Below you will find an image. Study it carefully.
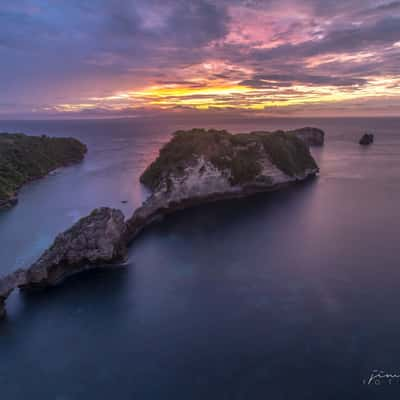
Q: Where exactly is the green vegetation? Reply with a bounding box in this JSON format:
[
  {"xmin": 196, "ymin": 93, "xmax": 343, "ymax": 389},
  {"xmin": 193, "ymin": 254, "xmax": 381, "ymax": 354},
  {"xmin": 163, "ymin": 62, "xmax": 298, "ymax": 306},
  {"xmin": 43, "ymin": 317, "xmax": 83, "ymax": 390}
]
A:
[
  {"xmin": 0, "ymin": 133, "xmax": 87, "ymax": 207},
  {"xmin": 140, "ymin": 128, "xmax": 318, "ymax": 190},
  {"xmin": 251, "ymin": 130, "xmax": 318, "ymax": 177}
]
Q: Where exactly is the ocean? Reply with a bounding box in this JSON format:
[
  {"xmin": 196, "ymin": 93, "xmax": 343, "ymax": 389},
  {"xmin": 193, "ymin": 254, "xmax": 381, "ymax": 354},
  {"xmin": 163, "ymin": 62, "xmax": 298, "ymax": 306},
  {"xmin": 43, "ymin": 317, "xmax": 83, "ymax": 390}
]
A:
[{"xmin": 0, "ymin": 117, "xmax": 400, "ymax": 399}]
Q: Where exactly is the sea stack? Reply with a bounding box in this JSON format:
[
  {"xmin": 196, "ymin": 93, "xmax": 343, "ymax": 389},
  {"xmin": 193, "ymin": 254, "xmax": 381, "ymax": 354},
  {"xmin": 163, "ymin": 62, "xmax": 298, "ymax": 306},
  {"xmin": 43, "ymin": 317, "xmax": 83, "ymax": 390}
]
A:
[
  {"xmin": 127, "ymin": 128, "xmax": 319, "ymax": 241},
  {"xmin": 359, "ymin": 133, "xmax": 374, "ymax": 145},
  {"xmin": 138, "ymin": 129, "xmax": 319, "ymax": 213}
]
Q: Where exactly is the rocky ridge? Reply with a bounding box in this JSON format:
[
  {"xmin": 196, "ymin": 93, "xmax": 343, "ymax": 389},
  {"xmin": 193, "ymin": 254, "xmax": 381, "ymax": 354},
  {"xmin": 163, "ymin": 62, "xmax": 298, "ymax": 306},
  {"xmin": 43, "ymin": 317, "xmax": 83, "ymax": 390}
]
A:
[
  {"xmin": 0, "ymin": 208, "xmax": 126, "ymax": 318},
  {"xmin": 0, "ymin": 128, "xmax": 321, "ymax": 319},
  {"xmin": 20, "ymin": 207, "xmax": 127, "ymax": 289},
  {"xmin": 137, "ymin": 129, "xmax": 319, "ymax": 227}
]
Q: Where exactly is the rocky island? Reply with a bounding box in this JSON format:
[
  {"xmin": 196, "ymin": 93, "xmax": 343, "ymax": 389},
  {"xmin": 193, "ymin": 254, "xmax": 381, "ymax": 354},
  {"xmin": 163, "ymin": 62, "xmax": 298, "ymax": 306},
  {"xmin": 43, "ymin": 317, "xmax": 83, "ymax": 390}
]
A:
[
  {"xmin": 359, "ymin": 133, "xmax": 374, "ymax": 145},
  {"xmin": 0, "ymin": 133, "xmax": 87, "ymax": 209},
  {"xmin": 0, "ymin": 128, "xmax": 320, "ymax": 319}
]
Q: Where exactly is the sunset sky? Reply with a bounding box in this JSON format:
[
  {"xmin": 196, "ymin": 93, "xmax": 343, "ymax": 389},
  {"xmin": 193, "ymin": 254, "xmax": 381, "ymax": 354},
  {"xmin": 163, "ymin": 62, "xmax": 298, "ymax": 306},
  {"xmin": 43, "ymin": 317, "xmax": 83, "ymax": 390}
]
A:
[{"xmin": 1, "ymin": 0, "xmax": 400, "ymax": 118}]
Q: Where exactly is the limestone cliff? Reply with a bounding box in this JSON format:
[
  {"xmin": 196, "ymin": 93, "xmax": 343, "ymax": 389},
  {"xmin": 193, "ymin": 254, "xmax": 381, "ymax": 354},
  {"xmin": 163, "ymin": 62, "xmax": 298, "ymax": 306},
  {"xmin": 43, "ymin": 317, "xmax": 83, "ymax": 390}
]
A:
[
  {"xmin": 21, "ymin": 207, "xmax": 127, "ymax": 290},
  {"xmin": 138, "ymin": 129, "xmax": 318, "ymax": 216},
  {"xmin": 0, "ymin": 208, "xmax": 126, "ymax": 318}
]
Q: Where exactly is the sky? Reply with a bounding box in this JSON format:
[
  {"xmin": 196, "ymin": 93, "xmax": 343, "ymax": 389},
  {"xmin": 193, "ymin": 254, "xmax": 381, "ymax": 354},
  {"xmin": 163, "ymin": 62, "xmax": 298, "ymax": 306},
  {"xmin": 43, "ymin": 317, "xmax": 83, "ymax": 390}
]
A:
[{"xmin": 1, "ymin": 0, "xmax": 400, "ymax": 119}]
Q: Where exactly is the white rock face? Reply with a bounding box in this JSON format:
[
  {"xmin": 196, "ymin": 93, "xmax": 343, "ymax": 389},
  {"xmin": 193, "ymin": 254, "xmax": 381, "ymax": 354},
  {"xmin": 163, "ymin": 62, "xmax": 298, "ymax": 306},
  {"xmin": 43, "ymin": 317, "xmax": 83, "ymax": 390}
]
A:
[
  {"xmin": 150, "ymin": 156, "xmax": 237, "ymax": 204},
  {"xmin": 259, "ymin": 157, "xmax": 318, "ymax": 184},
  {"xmin": 258, "ymin": 157, "xmax": 291, "ymax": 184},
  {"xmin": 144, "ymin": 154, "xmax": 317, "ymax": 211}
]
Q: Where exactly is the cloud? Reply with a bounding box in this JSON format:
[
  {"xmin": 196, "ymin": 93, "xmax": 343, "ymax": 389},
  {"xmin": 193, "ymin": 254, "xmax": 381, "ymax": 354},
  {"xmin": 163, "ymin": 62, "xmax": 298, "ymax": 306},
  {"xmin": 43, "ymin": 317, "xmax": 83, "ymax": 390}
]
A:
[
  {"xmin": 0, "ymin": 6, "xmax": 59, "ymax": 49},
  {"xmin": 242, "ymin": 74, "xmax": 367, "ymax": 87},
  {"xmin": 90, "ymin": 0, "xmax": 229, "ymax": 60},
  {"xmin": 358, "ymin": 1, "xmax": 400, "ymax": 17},
  {"xmin": 1, "ymin": 0, "xmax": 400, "ymax": 117},
  {"xmin": 247, "ymin": 16, "xmax": 400, "ymax": 63}
]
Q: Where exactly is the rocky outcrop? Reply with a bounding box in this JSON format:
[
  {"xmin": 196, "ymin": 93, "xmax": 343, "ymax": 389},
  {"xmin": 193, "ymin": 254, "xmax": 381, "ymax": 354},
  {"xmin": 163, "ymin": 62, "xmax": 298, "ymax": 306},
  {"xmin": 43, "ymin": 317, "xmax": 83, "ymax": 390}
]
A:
[
  {"xmin": 140, "ymin": 129, "xmax": 318, "ymax": 190},
  {"xmin": 0, "ymin": 133, "xmax": 87, "ymax": 209},
  {"xmin": 0, "ymin": 208, "xmax": 126, "ymax": 317},
  {"xmin": 0, "ymin": 128, "xmax": 320, "ymax": 319},
  {"xmin": 359, "ymin": 133, "xmax": 374, "ymax": 145},
  {"xmin": 129, "ymin": 128, "xmax": 319, "ymax": 241},
  {"xmin": 289, "ymin": 127, "xmax": 325, "ymax": 146},
  {"xmin": 20, "ymin": 207, "xmax": 127, "ymax": 290}
]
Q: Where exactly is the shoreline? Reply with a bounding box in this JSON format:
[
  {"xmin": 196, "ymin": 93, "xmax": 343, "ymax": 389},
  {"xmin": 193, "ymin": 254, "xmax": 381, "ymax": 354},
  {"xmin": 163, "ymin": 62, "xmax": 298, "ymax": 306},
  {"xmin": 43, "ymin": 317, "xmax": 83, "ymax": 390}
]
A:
[
  {"xmin": 0, "ymin": 169, "xmax": 318, "ymax": 319},
  {"xmin": 0, "ymin": 128, "xmax": 320, "ymax": 319},
  {"xmin": 125, "ymin": 171, "xmax": 318, "ymax": 245},
  {"xmin": 0, "ymin": 133, "xmax": 87, "ymax": 210},
  {"xmin": 0, "ymin": 159, "xmax": 87, "ymax": 211}
]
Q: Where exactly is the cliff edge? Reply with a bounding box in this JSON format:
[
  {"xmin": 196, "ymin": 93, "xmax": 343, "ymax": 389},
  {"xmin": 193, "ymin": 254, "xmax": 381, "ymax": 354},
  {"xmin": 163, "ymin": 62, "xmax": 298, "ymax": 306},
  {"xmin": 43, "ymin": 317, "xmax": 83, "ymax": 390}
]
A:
[{"xmin": 138, "ymin": 128, "xmax": 318, "ymax": 214}]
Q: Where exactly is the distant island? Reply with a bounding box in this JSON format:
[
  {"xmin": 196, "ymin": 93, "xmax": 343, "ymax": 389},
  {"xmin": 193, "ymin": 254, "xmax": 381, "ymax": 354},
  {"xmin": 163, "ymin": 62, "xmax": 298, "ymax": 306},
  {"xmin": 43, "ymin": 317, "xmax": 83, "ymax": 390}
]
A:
[
  {"xmin": 359, "ymin": 133, "xmax": 374, "ymax": 145},
  {"xmin": 0, "ymin": 127, "xmax": 323, "ymax": 319},
  {"xmin": 0, "ymin": 133, "xmax": 87, "ymax": 209}
]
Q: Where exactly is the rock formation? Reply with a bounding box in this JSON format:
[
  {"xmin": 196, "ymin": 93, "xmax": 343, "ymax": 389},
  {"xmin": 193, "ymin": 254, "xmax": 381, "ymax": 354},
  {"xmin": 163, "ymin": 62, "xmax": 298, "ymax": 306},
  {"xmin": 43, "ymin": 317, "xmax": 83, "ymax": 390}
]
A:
[
  {"xmin": 0, "ymin": 133, "xmax": 87, "ymax": 209},
  {"xmin": 0, "ymin": 128, "xmax": 320, "ymax": 319},
  {"xmin": 136, "ymin": 129, "xmax": 318, "ymax": 239},
  {"xmin": 289, "ymin": 127, "xmax": 325, "ymax": 146},
  {"xmin": 0, "ymin": 208, "xmax": 126, "ymax": 318},
  {"xmin": 21, "ymin": 207, "xmax": 127, "ymax": 290},
  {"xmin": 359, "ymin": 133, "xmax": 374, "ymax": 145}
]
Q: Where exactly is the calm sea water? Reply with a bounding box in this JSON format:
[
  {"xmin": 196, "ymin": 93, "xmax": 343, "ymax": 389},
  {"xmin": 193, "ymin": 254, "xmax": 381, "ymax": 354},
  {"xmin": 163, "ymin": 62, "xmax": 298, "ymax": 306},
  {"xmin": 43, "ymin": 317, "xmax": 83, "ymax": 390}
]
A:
[{"xmin": 0, "ymin": 117, "xmax": 400, "ymax": 399}]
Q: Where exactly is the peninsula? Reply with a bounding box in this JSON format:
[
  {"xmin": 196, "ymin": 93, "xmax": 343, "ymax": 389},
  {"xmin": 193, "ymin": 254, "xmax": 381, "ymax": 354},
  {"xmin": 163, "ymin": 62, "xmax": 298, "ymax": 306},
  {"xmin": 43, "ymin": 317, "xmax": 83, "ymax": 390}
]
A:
[
  {"xmin": 0, "ymin": 133, "xmax": 87, "ymax": 209},
  {"xmin": 0, "ymin": 128, "xmax": 321, "ymax": 318}
]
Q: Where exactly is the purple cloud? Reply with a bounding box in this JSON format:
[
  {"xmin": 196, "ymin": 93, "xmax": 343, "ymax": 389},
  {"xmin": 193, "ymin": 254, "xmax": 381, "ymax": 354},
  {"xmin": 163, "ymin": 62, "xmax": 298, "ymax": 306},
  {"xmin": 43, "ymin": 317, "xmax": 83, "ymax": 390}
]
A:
[{"xmin": 0, "ymin": 0, "xmax": 400, "ymax": 117}]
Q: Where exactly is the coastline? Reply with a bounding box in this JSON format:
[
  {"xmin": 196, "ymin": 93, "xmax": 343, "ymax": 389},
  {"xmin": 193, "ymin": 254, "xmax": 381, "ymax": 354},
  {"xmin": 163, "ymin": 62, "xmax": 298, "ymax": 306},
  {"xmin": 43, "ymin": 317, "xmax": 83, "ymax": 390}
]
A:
[
  {"xmin": 0, "ymin": 128, "xmax": 319, "ymax": 319},
  {"xmin": 0, "ymin": 160, "xmax": 86, "ymax": 210},
  {"xmin": 125, "ymin": 169, "xmax": 318, "ymax": 244},
  {"xmin": 0, "ymin": 133, "xmax": 87, "ymax": 210},
  {"xmin": 0, "ymin": 167, "xmax": 318, "ymax": 319}
]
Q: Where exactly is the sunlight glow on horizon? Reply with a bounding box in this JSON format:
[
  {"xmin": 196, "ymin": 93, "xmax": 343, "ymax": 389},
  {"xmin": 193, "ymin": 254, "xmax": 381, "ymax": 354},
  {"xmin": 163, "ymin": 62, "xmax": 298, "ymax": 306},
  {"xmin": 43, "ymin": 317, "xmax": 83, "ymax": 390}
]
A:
[{"xmin": 52, "ymin": 72, "xmax": 400, "ymax": 114}]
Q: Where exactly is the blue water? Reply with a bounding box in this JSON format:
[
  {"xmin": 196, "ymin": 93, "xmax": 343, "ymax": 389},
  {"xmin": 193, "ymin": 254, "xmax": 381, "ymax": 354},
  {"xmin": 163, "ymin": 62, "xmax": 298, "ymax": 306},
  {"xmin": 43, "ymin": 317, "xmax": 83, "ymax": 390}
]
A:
[{"xmin": 1, "ymin": 117, "xmax": 400, "ymax": 399}]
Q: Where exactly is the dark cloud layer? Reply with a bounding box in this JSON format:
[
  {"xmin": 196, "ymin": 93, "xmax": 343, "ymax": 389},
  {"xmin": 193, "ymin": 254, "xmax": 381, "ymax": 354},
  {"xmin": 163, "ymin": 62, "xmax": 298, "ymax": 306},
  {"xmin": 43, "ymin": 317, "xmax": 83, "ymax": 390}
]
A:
[
  {"xmin": 246, "ymin": 16, "xmax": 400, "ymax": 62},
  {"xmin": 242, "ymin": 74, "xmax": 367, "ymax": 87}
]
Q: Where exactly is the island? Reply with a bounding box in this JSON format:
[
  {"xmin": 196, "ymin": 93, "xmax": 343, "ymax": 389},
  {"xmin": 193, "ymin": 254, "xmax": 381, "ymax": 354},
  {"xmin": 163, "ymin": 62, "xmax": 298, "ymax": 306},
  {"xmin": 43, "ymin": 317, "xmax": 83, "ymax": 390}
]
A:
[
  {"xmin": 359, "ymin": 133, "xmax": 374, "ymax": 145},
  {"xmin": 0, "ymin": 128, "xmax": 321, "ymax": 319},
  {"xmin": 0, "ymin": 133, "xmax": 87, "ymax": 209}
]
